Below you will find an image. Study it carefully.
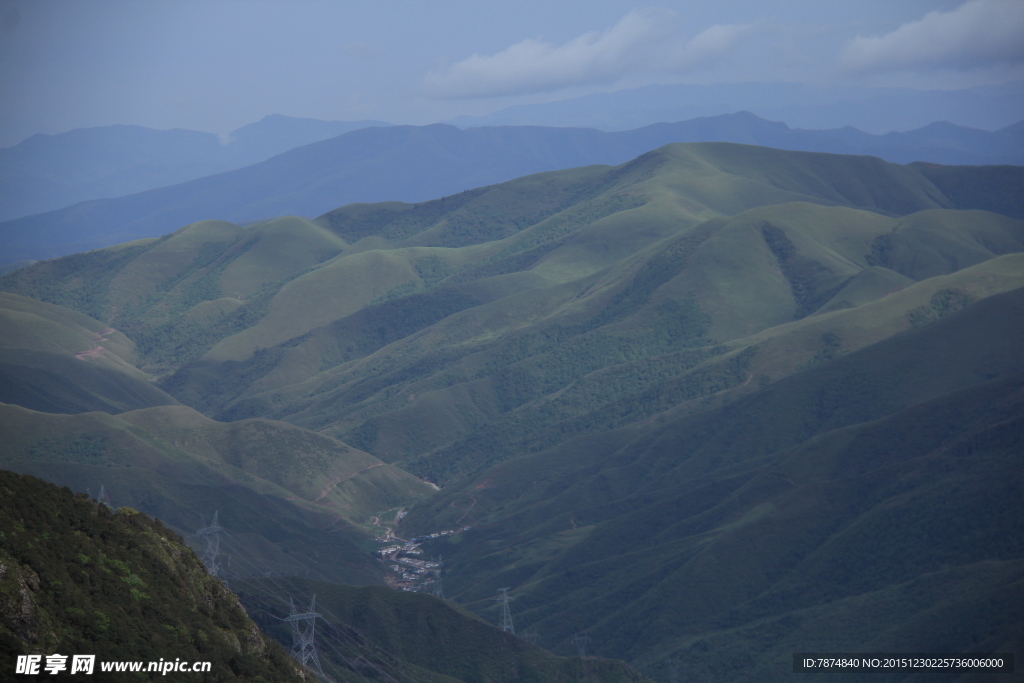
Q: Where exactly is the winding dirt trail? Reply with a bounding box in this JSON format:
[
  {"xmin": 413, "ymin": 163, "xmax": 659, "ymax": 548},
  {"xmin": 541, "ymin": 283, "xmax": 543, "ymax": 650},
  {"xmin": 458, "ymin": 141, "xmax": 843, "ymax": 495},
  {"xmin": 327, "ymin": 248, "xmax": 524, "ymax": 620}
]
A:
[{"xmin": 450, "ymin": 495, "xmax": 477, "ymax": 525}]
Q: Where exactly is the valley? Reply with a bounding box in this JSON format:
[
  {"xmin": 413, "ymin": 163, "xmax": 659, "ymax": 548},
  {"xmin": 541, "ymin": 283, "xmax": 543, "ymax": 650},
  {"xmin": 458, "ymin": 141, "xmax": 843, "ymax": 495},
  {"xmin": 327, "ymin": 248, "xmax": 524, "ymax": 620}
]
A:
[{"xmin": 1, "ymin": 141, "xmax": 1022, "ymax": 681}]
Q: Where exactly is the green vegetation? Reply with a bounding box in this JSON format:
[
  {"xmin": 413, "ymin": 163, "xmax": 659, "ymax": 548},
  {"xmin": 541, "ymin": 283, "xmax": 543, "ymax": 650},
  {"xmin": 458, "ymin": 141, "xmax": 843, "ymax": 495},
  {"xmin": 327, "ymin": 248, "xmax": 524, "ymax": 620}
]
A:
[
  {"xmin": 0, "ymin": 242, "xmax": 152, "ymax": 320},
  {"xmin": 797, "ymin": 332, "xmax": 841, "ymax": 370},
  {"xmin": 0, "ymin": 470, "xmax": 304, "ymax": 681},
  {"xmin": 405, "ymin": 289, "xmax": 1024, "ymax": 676},
  {"xmin": 907, "ymin": 287, "xmax": 974, "ymax": 327},
  {"xmin": 0, "ymin": 292, "xmax": 178, "ymax": 414},
  {"xmin": 0, "ymin": 402, "xmax": 435, "ymax": 584},
  {"xmin": 1, "ymin": 143, "xmax": 1023, "ymax": 681}
]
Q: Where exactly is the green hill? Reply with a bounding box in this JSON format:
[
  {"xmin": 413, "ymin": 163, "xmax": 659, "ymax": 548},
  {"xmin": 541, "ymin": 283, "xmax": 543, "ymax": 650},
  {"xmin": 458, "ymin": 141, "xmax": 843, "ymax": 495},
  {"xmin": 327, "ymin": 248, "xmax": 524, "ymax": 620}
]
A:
[
  {"xmin": 6, "ymin": 116, "xmax": 1021, "ymax": 265},
  {"xmin": 0, "ymin": 292, "xmax": 178, "ymax": 414},
  {"xmin": 3, "ymin": 146, "xmax": 1020, "ymax": 472},
  {"xmin": 0, "ymin": 470, "xmax": 305, "ymax": 681},
  {"xmin": 237, "ymin": 579, "xmax": 652, "ymax": 683},
  {"xmin": 400, "ymin": 287, "xmax": 1024, "ymax": 678},
  {"xmin": 0, "ymin": 402, "xmax": 435, "ymax": 585},
  {"xmin": 1, "ymin": 142, "xmax": 1022, "ymax": 681}
]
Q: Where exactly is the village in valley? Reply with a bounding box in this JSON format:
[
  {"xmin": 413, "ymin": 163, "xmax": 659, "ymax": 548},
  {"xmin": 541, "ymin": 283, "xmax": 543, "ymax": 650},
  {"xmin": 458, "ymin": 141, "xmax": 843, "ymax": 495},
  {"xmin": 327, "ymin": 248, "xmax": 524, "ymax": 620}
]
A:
[{"xmin": 369, "ymin": 508, "xmax": 467, "ymax": 592}]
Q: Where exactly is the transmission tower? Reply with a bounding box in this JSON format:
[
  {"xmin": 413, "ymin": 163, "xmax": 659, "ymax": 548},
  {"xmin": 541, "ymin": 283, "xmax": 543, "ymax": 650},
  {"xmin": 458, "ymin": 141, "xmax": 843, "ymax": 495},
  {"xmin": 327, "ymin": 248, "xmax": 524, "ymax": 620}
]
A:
[
  {"xmin": 495, "ymin": 588, "xmax": 515, "ymax": 634},
  {"xmin": 285, "ymin": 595, "xmax": 324, "ymax": 677},
  {"xmin": 431, "ymin": 556, "xmax": 444, "ymax": 599},
  {"xmin": 98, "ymin": 484, "xmax": 112, "ymax": 509},
  {"xmin": 195, "ymin": 511, "xmax": 223, "ymax": 577},
  {"xmin": 573, "ymin": 631, "xmax": 591, "ymax": 658},
  {"xmin": 521, "ymin": 629, "xmax": 541, "ymax": 646}
]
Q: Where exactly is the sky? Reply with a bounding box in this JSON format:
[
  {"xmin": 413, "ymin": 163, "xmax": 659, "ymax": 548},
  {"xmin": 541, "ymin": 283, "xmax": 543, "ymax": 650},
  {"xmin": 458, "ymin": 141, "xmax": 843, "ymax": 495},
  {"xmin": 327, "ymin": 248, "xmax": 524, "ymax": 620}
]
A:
[{"xmin": 1, "ymin": 0, "xmax": 1023, "ymax": 142}]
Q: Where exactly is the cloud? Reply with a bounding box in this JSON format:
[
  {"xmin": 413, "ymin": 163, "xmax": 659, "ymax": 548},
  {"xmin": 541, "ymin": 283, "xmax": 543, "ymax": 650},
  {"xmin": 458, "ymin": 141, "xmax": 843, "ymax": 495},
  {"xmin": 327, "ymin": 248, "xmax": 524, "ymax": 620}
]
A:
[
  {"xmin": 421, "ymin": 9, "xmax": 756, "ymax": 99},
  {"xmin": 678, "ymin": 23, "xmax": 758, "ymax": 67},
  {"xmin": 839, "ymin": 0, "xmax": 1024, "ymax": 73}
]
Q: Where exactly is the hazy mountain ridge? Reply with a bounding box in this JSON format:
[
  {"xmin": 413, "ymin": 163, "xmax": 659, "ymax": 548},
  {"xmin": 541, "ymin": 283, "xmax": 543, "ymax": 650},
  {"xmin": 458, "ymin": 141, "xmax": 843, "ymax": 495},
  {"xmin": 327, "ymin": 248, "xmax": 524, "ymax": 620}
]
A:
[
  {"xmin": 449, "ymin": 81, "xmax": 1024, "ymax": 134},
  {"xmin": 2, "ymin": 114, "xmax": 1022, "ymax": 265},
  {"xmin": 0, "ymin": 115, "xmax": 391, "ymax": 222}
]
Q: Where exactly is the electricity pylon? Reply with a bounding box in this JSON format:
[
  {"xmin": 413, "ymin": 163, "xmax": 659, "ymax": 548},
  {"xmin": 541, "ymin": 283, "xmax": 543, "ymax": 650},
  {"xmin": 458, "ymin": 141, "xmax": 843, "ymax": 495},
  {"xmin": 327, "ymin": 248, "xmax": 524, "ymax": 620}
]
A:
[
  {"xmin": 431, "ymin": 556, "xmax": 444, "ymax": 599},
  {"xmin": 195, "ymin": 511, "xmax": 223, "ymax": 577},
  {"xmin": 495, "ymin": 588, "xmax": 515, "ymax": 634},
  {"xmin": 285, "ymin": 595, "xmax": 324, "ymax": 677},
  {"xmin": 573, "ymin": 631, "xmax": 591, "ymax": 658},
  {"xmin": 522, "ymin": 629, "xmax": 541, "ymax": 646}
]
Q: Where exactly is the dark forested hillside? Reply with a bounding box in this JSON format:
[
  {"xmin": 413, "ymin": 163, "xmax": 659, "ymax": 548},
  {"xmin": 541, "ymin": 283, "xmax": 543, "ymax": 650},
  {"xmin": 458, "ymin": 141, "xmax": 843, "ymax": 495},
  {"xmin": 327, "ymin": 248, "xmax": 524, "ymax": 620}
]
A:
[
  {"xmin": 403, "ymin": 289, "xmax": 1024, "ymax": 678},
  {"xmin": 0, "ymin": 470, "xmax": 305, "ymax": 681}
]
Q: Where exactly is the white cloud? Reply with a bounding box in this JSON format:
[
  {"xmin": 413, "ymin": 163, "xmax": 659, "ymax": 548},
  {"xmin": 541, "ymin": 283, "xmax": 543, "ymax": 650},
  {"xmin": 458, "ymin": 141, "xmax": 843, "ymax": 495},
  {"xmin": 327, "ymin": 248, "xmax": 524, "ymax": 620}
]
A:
[
  {"xmin": 839, "ymin": 0, "xmax": 1024, "ymax": 74},
  {"xmin": 421, "ymin": 9, "xmax": 757, "ymax": 99},
  {"xmin": 676, "ymin": 23, "xmax": 758, "ymax": 68}
]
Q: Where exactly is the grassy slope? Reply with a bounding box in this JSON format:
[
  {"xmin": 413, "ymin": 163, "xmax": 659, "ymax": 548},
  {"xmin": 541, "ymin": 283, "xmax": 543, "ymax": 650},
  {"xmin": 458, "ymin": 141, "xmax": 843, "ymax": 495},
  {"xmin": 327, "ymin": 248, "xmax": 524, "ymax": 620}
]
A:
[
  {"xmin": 0, "ymin": 470, "xmax": 305, "ymax": 682},
  {"xmin": 0, "ymin": 402, "xmax": 433, "ymax": 584},
  {"xmin": 401, "ymin": 288, "xmax": 1024, "ymax": 677},
  {"xmin": 2, "ymin": 145, "xmax": 1020, "ymax": 487},
  {"xmin": 0, "ymin": 292, "xmax": 178, "ymax": 414},
  {"xmin": 197, "ymin": 211, "xmax": 1019, "ymax": 485},
  {"xmin": 237, "ymin": 578, "xmax": 652, "ymax": 683}
]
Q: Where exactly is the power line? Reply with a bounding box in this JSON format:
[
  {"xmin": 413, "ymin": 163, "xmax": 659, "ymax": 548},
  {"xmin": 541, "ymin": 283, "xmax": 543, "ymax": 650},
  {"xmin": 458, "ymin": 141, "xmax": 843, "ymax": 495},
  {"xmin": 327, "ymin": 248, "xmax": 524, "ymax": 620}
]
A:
[
  {"xmin": 285, "ymin": 595, "xmax": 324, "ymax": 677},
  {"xmin": 194, "ymin": 511, "xmax": 223, "ymax": 577},
  {"xmin": 431, "ymin": 556, "xmax": 444, "ymax": 599},
  {"xmin": 218, "ymin": 533, "xmax": 419, "ymax": 683},
  {"xmin": 521, "ymin": 629, "xmax": 542, "ymax": 646},
  {"xmin": 222, "ymin": 546, "xmax": 366, "ymax": 681},
  {"xmin": 495, "ymin": 588, "xmax": 515, "ymax": 634},
  {"xmin": 573, "ymin": 631, "xmax": 591, "ymax": 658}
]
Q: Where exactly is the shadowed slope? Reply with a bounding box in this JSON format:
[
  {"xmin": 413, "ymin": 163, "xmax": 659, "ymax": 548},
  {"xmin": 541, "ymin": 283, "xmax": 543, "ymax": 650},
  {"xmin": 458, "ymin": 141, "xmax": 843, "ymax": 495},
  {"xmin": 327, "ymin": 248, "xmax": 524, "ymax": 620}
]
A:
[
  {"xmin": 0, "ymin": 402, "xmax": 435, "ymax": 584},
  {"xmin": 238, "ymin": 579, "xmax": 652, "ymax": 683},
  {"xmin": 401, "ymin": 288, "xmax": 1024, "ymax": 676}
]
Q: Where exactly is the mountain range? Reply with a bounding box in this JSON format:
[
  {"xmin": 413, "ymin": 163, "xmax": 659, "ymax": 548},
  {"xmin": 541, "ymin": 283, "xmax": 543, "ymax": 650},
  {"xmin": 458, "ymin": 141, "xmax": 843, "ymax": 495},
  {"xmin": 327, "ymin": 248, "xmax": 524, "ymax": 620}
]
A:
[
  {"xmin": 1, "ymin": 113, "xmax": 1022, "ymax": 266},
  {"xmin": 1, "ymin": 141, "xmax": 1022, "ymax": 681},
  {"xmin": 0, "ymin": 114, "xmax": 390, "ymax": 222},
  {"xmin": 450, "ymin": 80, "xmax": 1024, "ymax": 134}
]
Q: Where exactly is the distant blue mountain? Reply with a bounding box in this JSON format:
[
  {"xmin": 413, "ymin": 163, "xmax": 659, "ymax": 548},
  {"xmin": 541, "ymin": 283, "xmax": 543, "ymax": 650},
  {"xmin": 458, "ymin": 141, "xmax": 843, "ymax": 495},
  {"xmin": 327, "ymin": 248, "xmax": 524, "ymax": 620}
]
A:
[
  {"xmin": 450, "ymin": 81, "xmax": 1024, "ymax": 134},
  {"xmin": 0, "ymin": 112, "xmax": 1021, "ymax": 265},
  {"xmin": 0, "ymin": 115, "xmax": 390, "ymax": 221}
]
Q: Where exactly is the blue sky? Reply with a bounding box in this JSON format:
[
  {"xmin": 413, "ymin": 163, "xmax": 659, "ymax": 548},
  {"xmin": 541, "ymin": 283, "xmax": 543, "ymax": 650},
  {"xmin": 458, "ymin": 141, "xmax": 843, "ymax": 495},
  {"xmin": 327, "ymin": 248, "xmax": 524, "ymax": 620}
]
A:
[{"xmin": 1, "ymin": 0, "xmax": 1022, "ymax": 140}]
